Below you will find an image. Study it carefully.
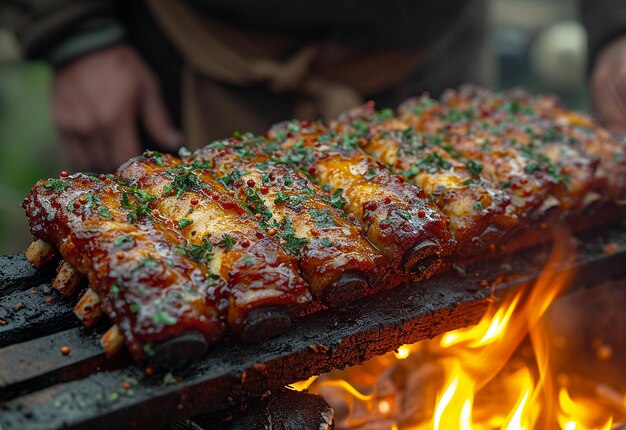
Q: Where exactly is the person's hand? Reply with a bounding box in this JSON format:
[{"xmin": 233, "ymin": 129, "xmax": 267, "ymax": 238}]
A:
[
  {"xmin": 590, "ymin": 34, "xmax": 626, "ymax": 133},
  {"xmin": 52, "ymin": 43, "xmax": 182, "ymax": 172}
]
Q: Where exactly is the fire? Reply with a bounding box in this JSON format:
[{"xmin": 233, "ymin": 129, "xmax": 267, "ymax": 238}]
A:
[{"xmin": 291, "ymin": 233, "xmax": 625, "ymax": 429}]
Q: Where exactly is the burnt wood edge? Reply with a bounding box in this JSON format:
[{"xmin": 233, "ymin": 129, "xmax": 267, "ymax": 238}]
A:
[
  {"xmin": 0, "ymin": 327, "xmax": 131, "ymax": 402},
  {"xmin": 0, "ymin": 253, "xmax": 56, "ymax": 295},
  {"xmin": 189, "ymin": 387, "xmax": 335, "ymax": 430},
  {"xmin": 0, "ymin": 280, "xmax": 82, "ymax": 348},
  {"xmin": 1, "ymin": 223, "xmax": 625, "ymax": 430}
]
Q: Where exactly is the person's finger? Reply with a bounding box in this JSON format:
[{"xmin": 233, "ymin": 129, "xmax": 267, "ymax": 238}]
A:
[
  {"xmin": 138, "ymin": 74, "xmax": 183, "ymax": 151},
  {"xmin": 108, "ymin": 118, "xmax": 143, "ymax": 169},
  {"xmin": 591, "ymin": 64, "xmax": 626, "ymax": 129}
]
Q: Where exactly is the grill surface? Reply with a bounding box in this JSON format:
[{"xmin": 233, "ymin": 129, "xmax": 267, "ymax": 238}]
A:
[{"xmin": 1, "ymin": 221, "xmax": 625, "ymax": 430}]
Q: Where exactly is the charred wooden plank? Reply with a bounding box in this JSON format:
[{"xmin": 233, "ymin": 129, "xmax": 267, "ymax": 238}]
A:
[
  {"xmin": 190, "ymin": 387, "xmax": 335, "ymax": 430},
  {"xmin": 0, "ymin": 327, "xmax": 129, "ymax": 402},
  {"xmin": 0, "ymin": 222, "xmax": 625, "ymax": 430},
  {"xmin": 0, "ymin": 253, "xmax": 56, "ymax": 295},
  {"xmin": 0, "ymin": 282, "xmax": 80, "ymax": 347}
]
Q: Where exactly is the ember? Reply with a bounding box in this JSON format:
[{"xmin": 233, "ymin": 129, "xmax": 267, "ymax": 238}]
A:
[{"xmin": 294, "ymin": 232, "xmax": 625, "ymax": 429}]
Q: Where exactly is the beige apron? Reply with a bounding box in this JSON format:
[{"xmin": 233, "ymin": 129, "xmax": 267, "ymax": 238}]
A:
[{"xmin": 147, "ymin": 0, "xmax": 425, "ymax": 148}]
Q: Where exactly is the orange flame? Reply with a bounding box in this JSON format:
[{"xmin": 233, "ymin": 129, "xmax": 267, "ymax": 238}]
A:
[{"xmin": 293, "ymin": 232, "xmax": 623, "ymax": 429}]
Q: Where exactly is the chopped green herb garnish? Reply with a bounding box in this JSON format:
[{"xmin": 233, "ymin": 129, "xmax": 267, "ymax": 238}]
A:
[
  {"xmin": 182, "ymin": 239, "xmax": 213, "ymax": 263},
  {"xmin": 466, "ymin": 160, "xmax": 483, "ymax": 176},
  {"xmin": 473, "ymin": 201, "xmax": 484, "ymax": 211},
  {"xmin": 218, "ymin": 234, "xmax": 235, "ymax": 251},
  {"xmin": 145, "ymin": 151, "xmax": 164, "ymax": 166},
  {"xmin": 153, "ymin": 310, "xmax": 177, "ymax": 326},
  {"xmin": 397, "ymin": 209, "xmax": 412, "ymax": 220},
  {"xmin": 321, "ymin": 188, "xmax": 345, "ymax": 210},
  {"xmin": 143, "ymin": 343, "xmax": 155, "ymax": 356},
  {"xmin": 99, "ymin": 206, "xmax": 112, "ymax": 219},
  {"xmin": 129, "ymin": 303, "xmax": 140, "ymax": 314},
  {"xmin": 178, "ymin": 219, "xmax": 193, "ymax": 229},
  {"xmin": 134, "ymin": 257, "xmax": 158, "ymax": 271},
  {"xmin": 310, "ymin": 209, "xmax": 334, "ymax": 227},
  {"xmin": 45, "ymin": 179, "xmax": 70, "ymax": 191},
  {"xmin": 114, "ymin": 235, "xmax": 134, "ymax": 247},
  {"xmin": 163, "ymin": 172, "xmax": 205, "ymax": 198}
]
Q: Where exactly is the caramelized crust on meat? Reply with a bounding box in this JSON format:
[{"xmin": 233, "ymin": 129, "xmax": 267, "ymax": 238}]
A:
[
  {"xmin": 116, "ymin": 154, "xmax": 312, "ymax": 334},
  {"xmin": 265, "ymin": 121, "xmax": 456, "ymax": 279},
  {"xmin": 191, "ymin": 136, "xmax": 387, "ymax": 304},
  {"xmin": 22, "ymin": 174, "xmax": 226, "ymax": 362},
  {"xmin": 333, "ymin": 104, "xmax": 513, "ymax": 256},
  {"xmin": 441, "ymin": 86, "xmax": 605, "ymax": 209}
]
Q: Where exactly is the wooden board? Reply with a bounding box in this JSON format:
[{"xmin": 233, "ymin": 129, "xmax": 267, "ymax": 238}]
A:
[{"xmin": 0, "ymin": 221, "xmax": 625, "ymax": 430}]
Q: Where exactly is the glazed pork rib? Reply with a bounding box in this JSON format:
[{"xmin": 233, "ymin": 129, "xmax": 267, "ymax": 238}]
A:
[
  {"xmin": 116, "ymin": 153, "xmax": 313, "ymax": 342},
  {"xmin": 19, "ymin": 85, "xmax": 626, "ymax": 368},
  {"xmin": 22, "ymin": 174, "xmax": 226, "ymax": 365},
  {"xmin": 445, "ymin": 86, "xmax": 625, "ymax": 204},
  {"xmin": 189, "ymin": 136, "xmax": 388, "ymax": 305},
  {"xmin": 332, "ymin": 104, "xmax": 514, "ymax": 257},
  {"xmin": 265, "ymin": 121, "xmax": 456, "ymax": 280}
]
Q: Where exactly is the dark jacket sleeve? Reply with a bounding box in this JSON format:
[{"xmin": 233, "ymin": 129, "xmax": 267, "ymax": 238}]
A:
[
  {"xmin": 2, "ymin": 0, "xmax": 123, "ymax": 65},
  {"xmin": 582, "ymin": 0, "xmax": 626, "ymax": 67}
]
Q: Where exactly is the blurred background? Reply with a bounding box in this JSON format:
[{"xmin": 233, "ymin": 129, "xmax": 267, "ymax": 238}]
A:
[{"xmin": 0, "ymin": 0, "xmax": 589, "ymax": 254}]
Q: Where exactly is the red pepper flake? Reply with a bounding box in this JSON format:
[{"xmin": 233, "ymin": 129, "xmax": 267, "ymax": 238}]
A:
[
  {"xmin": 116, "ymin": 252, "xmax": 124, "ymax": 260},
  {"xmin": 267, "ymin": 228, "xmax": 277, "ymax": 236},
  {"xmin": 191, "ymin": 198, "xmax": 199, "ymax": 205},
  {"xmin": 380, "ymin": 222, "xmax": 389, "ymax": 230},
  {"xmin": 603, "ymin": 242, "xmax": 620, "ymax": 255},
  {"xmin": 218, "ymin": 150, "xmax": 227, "ymax": 156},
  {"xmin": 256, "ymin": 232, "xmax": 264, "ymax": 239},
  {"xmin": 78, "ymin": 197, "xmax": 88, "ymax": 204},
  {"xmin": 260, "ymin": 186, "xmax": 269, "ymax": 195},
  {"xmin": 81, "ymin": 178, "xmax": 90, "ymax": 185},
  {"xmin": 384, "ymin": 196, "xmax": 392, "ymax": 204},
  {"xmin": 121, "ymin": 381, "xmax": 132, "ymax": 390},
  {"xmin": 307, "ymin": 166, "xmax": 316, "ymax": 175},
  {"xmin": 145, "ymin": 367, "xmax": 154, "ymax": 376},
  {"xmin": 60, "ymin": 171, "xmax": 69, "ymax": 178},
  {"xmin": 73, "ymin": 201, "xmax": 81, "ymax": 208},
  {"xmin": 246, "ymin": 179, "xmax": 256, "ymax": 187},
  {"xmin": 418, "ymin": 209, "xmax": 426, "ymax": 218},
  {"xmin": 255, "ymin": 213, "xmax": 262, "ymax": 220},
  {"xmin": 45, "ymin": 296, "xmax": 53, "ymax": 303},
  {"xmin": 99, "ymin": 174, "xmax": 106, "ymax": 181},
  {"xmin": 211, "ymin": 192, "xmax": 220, "ymax": 200},
  {"xmin": 286, "ymin": 131, "xmax": 294, "ymax": 138},
  {"xmin": 269, "ymin": 173, "xmax": 275, "ymax": 182},
  {"xmin": 311, "ymin": 228, "xmax": 319, "ymax": 236},
  {"xmin": 228, "ymin": 190, "xmax": 235, "ymax": 196},
  {"xmin": 348, "ymin": 214, "xmax": 356, "ymax": 222},
  {"xmin": 60, "ymin": 345, "xmax": 70, "ymax": 356},
  {"xmin": 241, "ymin": 239, "xmax": 250, "ymax": 248}
]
